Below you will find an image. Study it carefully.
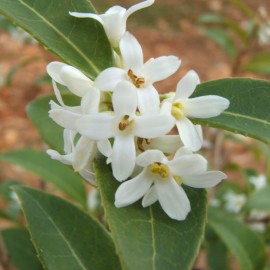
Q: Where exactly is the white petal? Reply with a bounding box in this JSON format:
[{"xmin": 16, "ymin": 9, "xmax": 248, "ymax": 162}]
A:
[
  {"xmin": 174, "ymin": 146, "xmax": 193, "ymax": 157},
  {"xmin": 112, "ymin": 81, "xmax": 137, "ymax": 116},
  {"xmin": 49, "ymin": 109, "xmax": 81, "ymax": 130},
  {"xmin": 176, "ymin": 117, "xmax": 203, "ymax": 151},
  {"xmin": 76, "ymin": 113, "xmax": 115, "ymax": 140},
  {"xmin": 137, "ymin": 85, "xmax": 160, "ymax": 115},
  {"xmin": 155, "ymin": 177, "xmax": 191, "ymax": 221},
  {"xmin": 63, "ymin": 129, "xmax": 76, "ymax": 153},
  {"xmin": 135, "ymin": 114, "xmax": 174, "ymax": 138},
  {"xmin": 142, "ymin": 56, "xmax": 181, "ymax": 83},
  {"xmin": 120, "ymin": 32, "xmax": 143, "ymax": 70},
  {"xmin": 112, "ymin": 135, "xmax": 136, "ymax": 181},
  {"xmin": 81, "ymin": 87, "xmax": 100, "ymax": 114},
  {"xmin": 69, "ymin": 12, "xmax": 104, "ymax": 25},
  {"xmin": 184, "ymin": 96, "xmax": 230, "ymax": 118},
  {"xmin": 175, "ymin": 70, "xmax": 200, "ymax": 99},
  {"xmin": 182, "ymin": 171, "xmax": 227, "ymax": 188},
  {"xmin": 52, "ymin": 80, "xmax": 65, "ymax": 107},
  {"xmin": 142, "ymin": 185, "xmax": 158, "ymax": 207},
  {"xmin": 136, "ymin": 149, "xmax": 167, "ymax": 167},
  {"xmin": 97, "ymin": 139, "xmax": 112, "ymax": 158},
  {"xmin": 79, "ymin": 168, "xmax": 96, "ymax": 186},
  {"xmin": 47, "ymin": 61, "xmax": 67, "ymax": 84},
  {"xmin": 115, "ymin": 169, "xmax": 152, "ymax": 207},
  {"xmin": 73, "ymin": 137, "xmax": 96, "ymax": 171},
  {"xmin": 94, "ymin": 67, "xmax": 126, "ymax": 91},
  {"xmin": 150, "ymin": 135, "xmax": 183, "ymax": 154},
  {"xmin": 46, "ymin": 149, "xmax": 72, "ymax": 165},
  {"xmin": 60, "ymin": 65, "xmax": 93, "ymax": 97},
  {"xmin": 125, "ymin": 0, "xmax": 155, "ymax": 19},
  {"xmin": 168, "ymin": 154, "xmax": 207, "ymax": 176}
]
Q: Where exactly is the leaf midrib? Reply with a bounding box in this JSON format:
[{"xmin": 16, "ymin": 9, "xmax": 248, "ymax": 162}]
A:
[
  {"xmin": 18, "ymin": 0, "xmax": 100, "ymax": 74},
  {"xmin": 150, "ymin": 207, "xmax": 157, "ymax": 270},
  {"xmin": 23, "ymin": 190, "xmax": 88, "ymax": 270}
]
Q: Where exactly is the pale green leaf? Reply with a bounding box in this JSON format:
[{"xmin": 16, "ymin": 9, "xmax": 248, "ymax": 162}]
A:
[
  {"xmin": 208, "ymin": 207, "xmax": 267, "ymax": 270},
  {"xmin": 94, "ymin": 157, "xmax": 207, "ymax": 270},
  {"xmin": 14, "ymin": 186, "xmax": 121, "ymax": 270},
  {"xmin": 1, "ymin": 227, "xmax": 43, "ymax": 270},
  {"xmin": 0, "ymin": 149, "xmax": 87, "ymax": 207},
  {"xmin": 0, "ymin": 0, "xmax": 112, "ymax": 79},
  {"xmin": 244, "ymin": 53, "xmax": 270, "ymax": 75},
  {"xmin": 192, "ymin": 78, "xmax": 270, "ymax": 144},
  {"xmin": 245, "ymin": 186, "xmax": 270, "ymax": 211}
]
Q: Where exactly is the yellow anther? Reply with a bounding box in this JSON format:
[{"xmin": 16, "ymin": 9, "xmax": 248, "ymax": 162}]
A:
[
  {"xmin": 174, "ymin": 176, "xmax": 183, "ymax": 185},
  {"xmin": 171, "ymin": 101, "xmax": 184, "ymax": 119},
  {"xmin": 118, "ymin": 115, "xmax": 133, "ymax": 131},
  {"xmin": 149, "ymin": 162, "xmax": 170, "ymax": 179},
  {"xmin": 128, "ymin": 69, "xmax": 145, "ymax": 88}
]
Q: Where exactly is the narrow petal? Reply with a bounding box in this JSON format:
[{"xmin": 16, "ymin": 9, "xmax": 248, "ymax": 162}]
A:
[
  {"xmin": 46, "ymin": 149, "xmax": 72, "ymax": 165},
  {"xmin": 184, "ymin": 96, "xmax": 230, "ymax": 118},
  {"xmin": 120, "ymin": 32, "xmax": 143, "ymax": 70},
  {"xmin": 176, "ymin": 117, "xmax": 203, "ymax": 151},
  {"xmin": 136, "ymin": 149, "xmax": 167, "ymax": 167},
  {"xmin": 150, "ymin": 135, "xmax": 183, "ymax": 154},
  {"xmin": 112, "ymin": 135, "xmax": 136, "ymax": 181},
  {"xmin": 182, "ymin": 171, "xmax": 227, "ymax": 188},
  {"xmin": 69, "ymin": 12, "xmax": 104, "ymax": 25},
  {"xmin": 125, "ymin": 0, "xmax": 155, "ymax": 19},
  {"xmin": 168, "ymin": 154, "xmax": 207, "ymax": 176},
  {"xmin": 79, "ymin": 168, "xmax": 96, "ymax": 186},
  {"xmin": 135, "ymin": 114, "xmax": 174, "ymax": 138},
  {"xmin": 60, "ymin": 65, "xmax": 93, "ymax": 97},
  {"xmin": 76, "ymin": 113, "xmax": 115, "ymax": 140},
  {"xmin": 112, "ymin": 81, "xmax": 137, "ymax": 116},
  {"xmin": 47, "ymin": 61, "xmax": 67, "ymax": 84},
  {"xmin": 143, "ymin": 56, "xmax": 181, "ymax": 83},
  {"xmin": 137, "ymin": 85, "xmax": 160, "ymax": 115},
  {"xmin": 155, "ymin": 177, "xmax": 191, "ymax": 221},
  {"xmin": 52, "ymin": 80, "xmax": 65, "ymax": 107},
  {"xmin": 115, "ymin": 169, "xmax": 152, "ymax": 207},
  {"xmin": 97, "ymin": 139, "xmax": 112, "ymax": 158},
  {"xmin": 94, "ymin": 67, "xmax": 126, "ymax": 91},
  {"xmin": 142, "ymin": 185, "xmax": 158, "ymax": 207},
  {"xmin": 49, "ymin": 109, "xmax": 81, "ymax": 130},
  {"xmin": 175, "ymin": 70, "xmax": 200, "ymax": 99},
  {"xmin": 63, "ymin": 129, "xmax": 76, "ymax": 154},
  {"xmin": 81, "ymin": 87, "xmax": 100, "ymax": 114}
]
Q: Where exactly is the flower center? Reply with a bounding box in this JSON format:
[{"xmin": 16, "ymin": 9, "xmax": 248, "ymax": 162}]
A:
[
  {"xmin": 171, "ymin": 101, "xmax": 184, "ymax": 119},
  {"xmin": 118, "ymin": 115, "xmax": 133, "ymax": 131},
  {"xmin": 149, "ymin": 162, "xmax": 170, "ymax": 179},
  {"xmin": 128, "ymin": 69, "xmax": 145, "ymax": 88}
]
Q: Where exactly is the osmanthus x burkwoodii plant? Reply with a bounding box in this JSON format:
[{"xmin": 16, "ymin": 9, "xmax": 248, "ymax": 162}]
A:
[{"xmin": 0, "ymin": 0, "xmax": 269, "ymax": 270}]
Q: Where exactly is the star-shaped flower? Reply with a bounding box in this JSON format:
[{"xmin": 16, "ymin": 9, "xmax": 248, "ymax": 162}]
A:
[
  {"xmin": 70, "ymin": 0, "xmax": 155, "ymax": 48},
  {"xmin": 115, "ymin": 147, "xmax": 226, "ymax": 220}
]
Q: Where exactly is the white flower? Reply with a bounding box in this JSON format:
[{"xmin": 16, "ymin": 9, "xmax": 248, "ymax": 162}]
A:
[
  {"xmin": 115, "ymin": 147, "xmax": 226, "ymax": 221},
  {"xmin": 75, "ymin": 81, "xmax": 175, "ymax": 181},
  {"xmin": 249, "ymin": 174, "xmax": 267, "ymax": 190},
  {"xmin": 70, "ymin": 0, "xmax": 155, "ymax": 48},
  {"xmin": 162, "ymin": 70, "xmax": 230, "ymax": 151},
  {"xmin": 258, "ymin": 23, "xmax": 270, "ymax": 45},
  {"xmin": 223, "ymin": 192, "xmax": 246, "ymax": 213},
  {"xmin": 94, "ymin": 32, "xmax": 181, "ymax": 115}
]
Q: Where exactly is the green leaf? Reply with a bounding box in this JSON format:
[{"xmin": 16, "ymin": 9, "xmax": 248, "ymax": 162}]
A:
[
  {"xmin": 192, "ymin": 78, "xmax": 270, "ymax": 144},
  {"xmin": 0, "ymin": 149, "xmax": 87, "ymax": 207},
  {"xmin": 1, "ymin": 227, "xmax": 43, "ymax": 270},
  {"xmin": 14, "ymin": 186, "xmax": 121, "ymax": 270},
  {"xmin": 27, "ymin": 94, "xmax": 80, "ymax": 153},
  {"xmin": 205, "ymin": 28, "xmax": 236, "ymax": 59},
  {"xmin": 245, "ymin": 186, "xmax": 270, "ymax": 211},
  {"xmin": 208, "ymin": 207, "xmax": 267, "ymax": 270},
  {"xmin": 243, "ymin": 53, "xmax": 270, "ymax": 75},
  {"xmin": 94, "ymin": 157, "xmax": 207, "ymax": 270},
  {"xmin": 0, "ymin": 0, "xmax": 112, "ymax": 79}
]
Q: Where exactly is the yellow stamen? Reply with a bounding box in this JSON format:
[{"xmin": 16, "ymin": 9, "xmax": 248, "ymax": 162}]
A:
[
  {"xmin": 128, "ymin": 69, "xmax": 145, "ymax": 88},
  {"xmin": 171, "ymin": 101, "xmax": 184, "ymax": 119},
  {"xmin": 118, "ymin": 115, "xmax": 133, "ymax": 131},
  {"xmin": 149, "ymin": 162, "xmax": 170, "ymax": 179}
]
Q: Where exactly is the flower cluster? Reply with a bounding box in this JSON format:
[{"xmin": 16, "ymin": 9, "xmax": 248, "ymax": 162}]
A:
[{"xmin": 47, "ymin": 0, "xmax": 229, "ymax": 221}]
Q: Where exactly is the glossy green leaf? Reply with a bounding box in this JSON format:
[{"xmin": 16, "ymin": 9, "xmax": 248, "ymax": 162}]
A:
[
  {"xmin": 192, "ymin": 78, "xmax": 270, "ymax": 144},
  {"xmin": 243, "ymin": 53, "xmax": 270, "ymax": 75},
  {"xmin": 205, "ymin": 28, "xmax": 236, "ymax": 59},
  {"xmin": 0, "ymin": 149, "xmax": 87, "ymax": 207},
  {"xmin": 0, "ymin": 0, "xmax": 112, "ymax": 79},
  {"xmin": 94, "ymin": 157, "xmax": 207, "ymax": 270},
  {"xmin": 208, "ymin": 207, "xmax": 267, "ymax": 270},
  {"xmin": 245, "ymin": 186, "xmax": 270, "ymax": 211},
  {"xmin": 1, "ymin": 227, "xmax": 43, "ymax": 270},
  {"xmin": 14, "ymin": 186, "xmax": 121, "ymax": 270},
  {"xmin": 27, "ymin": 94, "xmax": 80, "ymax": 153}
]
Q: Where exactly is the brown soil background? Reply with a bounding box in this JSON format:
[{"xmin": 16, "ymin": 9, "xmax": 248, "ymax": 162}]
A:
[{"xmin": 0, "ymin": 0, "xmax": 270, "ymax": 269}]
